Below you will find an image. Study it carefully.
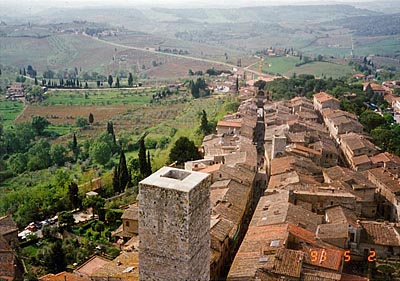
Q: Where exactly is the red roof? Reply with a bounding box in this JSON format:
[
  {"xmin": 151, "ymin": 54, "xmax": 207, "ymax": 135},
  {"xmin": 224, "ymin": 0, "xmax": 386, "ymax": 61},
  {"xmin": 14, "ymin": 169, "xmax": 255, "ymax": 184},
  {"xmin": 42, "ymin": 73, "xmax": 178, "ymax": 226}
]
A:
[
  {"xmin": 288, "ymin": 224, "xmax": 343, "ymax": 271},
  {"xmin": 314, "ymin": 92, "xmax": 340, "ymax": 103}
]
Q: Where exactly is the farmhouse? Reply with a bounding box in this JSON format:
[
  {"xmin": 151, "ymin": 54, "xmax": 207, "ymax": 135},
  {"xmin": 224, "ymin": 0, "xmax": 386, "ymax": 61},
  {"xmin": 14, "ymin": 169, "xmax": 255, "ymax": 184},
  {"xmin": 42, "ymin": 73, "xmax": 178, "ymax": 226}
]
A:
[
  {"xmin": 6, "ymin": 82, "xmax": 25, "ymax": 101},
  {"xmin": 363, "ymin": 82, "xmax": 386, "ymax": 96}
]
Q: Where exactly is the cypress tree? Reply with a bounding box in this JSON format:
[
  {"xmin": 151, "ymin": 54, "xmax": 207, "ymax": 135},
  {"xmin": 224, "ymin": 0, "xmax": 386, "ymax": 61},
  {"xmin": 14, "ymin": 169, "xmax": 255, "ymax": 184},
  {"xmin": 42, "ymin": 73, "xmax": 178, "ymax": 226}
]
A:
[
  {"xmin": 68, "ymin": 182, "xmax": 80, "ymax": 209},
  {"xmin": 147, "ymin": 151, "xmax": 152, "ymax": 176},
  {"xmin": 118, "ymin": 150, "xmax": 130, "ymax": 192},
  {"xmin": 138, "ymin": 138, "xmax": 147, "ymax": 178},
  {"xmin": 200, "ymin": 110, "xmax": 209, "ymax": 134},
  {"xmin": 128, "ymin": 72, "xmax": 133, "ymax": 87},
  {"xmin": 235, "ymin": 76, "xmax": 239, "ymax": 94},
  {"xmin": 72, "ymin": 133, "xmax": 79, "ymax": 161},
  {"xmin": 88, "ymin": 113, "xmax": 94, "ymax": 124},
  {"xmin": 107, "ymin": 122, "xmax": 116, "ymax": 144}
]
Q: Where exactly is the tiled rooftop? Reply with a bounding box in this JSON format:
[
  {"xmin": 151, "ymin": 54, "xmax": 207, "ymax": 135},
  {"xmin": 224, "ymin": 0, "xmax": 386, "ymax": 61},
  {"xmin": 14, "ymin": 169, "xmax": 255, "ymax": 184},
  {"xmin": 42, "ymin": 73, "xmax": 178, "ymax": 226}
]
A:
[{"xmin": 360, "ymin": 221, "xmax": 400, "ymax": 246}]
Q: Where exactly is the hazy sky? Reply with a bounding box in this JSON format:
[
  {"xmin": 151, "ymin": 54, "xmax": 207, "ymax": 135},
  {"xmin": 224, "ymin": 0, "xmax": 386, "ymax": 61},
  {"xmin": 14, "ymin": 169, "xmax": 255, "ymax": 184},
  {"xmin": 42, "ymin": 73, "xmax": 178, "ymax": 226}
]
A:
[{"xmin": 1, "ymin": 0, "xmax": 375, "ymax": 9}]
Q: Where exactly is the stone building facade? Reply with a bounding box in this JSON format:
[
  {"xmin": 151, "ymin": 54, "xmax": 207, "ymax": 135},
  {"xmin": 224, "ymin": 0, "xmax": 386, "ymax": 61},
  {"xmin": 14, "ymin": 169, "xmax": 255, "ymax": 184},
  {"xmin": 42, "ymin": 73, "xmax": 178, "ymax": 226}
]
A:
[{"xmin": 138, "ymin": 167, "xmax": 211, "ymax": 281}]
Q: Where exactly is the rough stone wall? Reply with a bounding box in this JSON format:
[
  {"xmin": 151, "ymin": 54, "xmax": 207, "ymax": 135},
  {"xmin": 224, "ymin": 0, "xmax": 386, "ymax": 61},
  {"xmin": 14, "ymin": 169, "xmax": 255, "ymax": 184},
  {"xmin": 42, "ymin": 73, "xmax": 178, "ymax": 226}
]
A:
[
  {"xmin": 139, "ymin": 168, "xmax": 211, "ymax": 281},
  {"xmin": 271, "ymin": 135, "xmax": 287, "ymax": 159}
]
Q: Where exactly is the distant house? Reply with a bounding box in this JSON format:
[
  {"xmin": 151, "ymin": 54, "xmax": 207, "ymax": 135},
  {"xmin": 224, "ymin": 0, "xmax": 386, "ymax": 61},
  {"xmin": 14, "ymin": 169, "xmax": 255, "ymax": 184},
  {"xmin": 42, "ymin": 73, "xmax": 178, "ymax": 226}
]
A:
[
  {"xmin": 363, "ymin": 82, "xmax": 386, "ymax": 96},
  {"xmin": 339, "ymin": 133, "xmax": 378, "ymax": 171},
  {"xmin": 112, "ymin": 204, "xmax": 138, "ymax": 243},
  {"xmin": 359, "ymin": 221, "xmax": 400, "ymax": 257},
  {"xmin": 313, "ymin": 92, "xmax": 340, "ymax": 112},
  {"xmin": 322, "ymin": 109, "xmax": 363, "ymax": 141},
  {"xmin": 322, "ymin": 205, "xmax": 362, "ymax": 249},
  {"xmin": 216, "ymin": 120, "xmax": 242, "ymax": 135},
  {"xmin": 6, "ymin": 82, "xmax": 25, "ymax": 101},
  {"xmin": 366, "ymin": 168, "xmax": 400, "ymax": 222},
  {"xmin": 352, "ymin": 73, "xmax": 365, "ymax": 80}
]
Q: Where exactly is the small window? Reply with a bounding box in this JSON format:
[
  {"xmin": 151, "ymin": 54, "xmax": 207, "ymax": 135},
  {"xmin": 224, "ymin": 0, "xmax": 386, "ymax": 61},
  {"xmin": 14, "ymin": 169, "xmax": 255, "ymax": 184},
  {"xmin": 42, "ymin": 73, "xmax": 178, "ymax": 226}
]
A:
[
  {"xmin": 126, "ymin": 221, "xmax": 130, "ymax": 227},
  {"xmin": 270, "ymin": 240, "xmax": 280, "ymax": 247}
]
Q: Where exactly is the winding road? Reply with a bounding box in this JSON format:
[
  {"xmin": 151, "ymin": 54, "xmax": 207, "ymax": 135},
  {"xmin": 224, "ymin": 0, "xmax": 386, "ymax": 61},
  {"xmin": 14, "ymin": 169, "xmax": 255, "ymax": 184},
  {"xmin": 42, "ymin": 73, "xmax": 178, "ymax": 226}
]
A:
[{"xmin": 85, "ymin": 34, "xmax": 277, "ymax": 79}]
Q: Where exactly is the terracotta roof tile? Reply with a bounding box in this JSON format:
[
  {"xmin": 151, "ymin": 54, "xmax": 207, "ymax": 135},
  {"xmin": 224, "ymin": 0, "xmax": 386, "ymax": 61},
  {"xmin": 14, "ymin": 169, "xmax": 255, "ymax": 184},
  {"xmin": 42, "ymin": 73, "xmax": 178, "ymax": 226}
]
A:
[
  {"xmin": 272, "ymin": 248, "xmax": 304, "ymax": 278},
  {"xmin": 314, "ymin": 92, "xmax": 340, "ymax": 103},
  {"xmin": 39, "ymin": 272, "xmax": 89, "ymax": 281},
  {"xmin": 74, "ymin": 256, "xmax": 111, "ymax": 277},
  {"xmin": 360, "ymin": 221, "xmax": 400, "ymax": 246}
]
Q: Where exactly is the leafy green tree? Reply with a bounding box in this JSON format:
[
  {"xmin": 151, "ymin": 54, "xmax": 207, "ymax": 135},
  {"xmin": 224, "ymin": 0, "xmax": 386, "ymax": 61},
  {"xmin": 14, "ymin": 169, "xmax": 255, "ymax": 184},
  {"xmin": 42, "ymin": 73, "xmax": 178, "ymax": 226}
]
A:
[
  {"xmin": 89, "ymin": 112, "xmax": 94, "ymax": 124},
  {"xmin": 90, "ymin": 141, "xmax": 112, "ymax": 166},
  {"xmin": 82, "ymin": 195, "xmax": 105, "ymax": 218},
  {"xmin": 105, "ymin": 209, "xmax": 122, "ymax": 226},
  {"xmin": 3, "ymin": 123, "xmax": 35, "ymax": 154},
  {"xmin": 31, "ymin": 115, "xmax": 50, "ymax": 136},
  {"xmin": 37, "ymin": 240, "xmax": 66, "ymax": 273},
  {"xmin": 108, "ymin": 75, "xmax": 113, "ymax": 87},
  {"xmin": 128, "ymin": 72, "xmax": 133, "ymax": 87},
  {"xmin": 42, "ymin": 225, "xmax": 59, "ymax": 241},
  {"xmin": 58, "ymin": 211, "xmax": 75, "ymax": 230},
  {"xmin": 7, "ymin": 153, "xmax": 28, "ymax": 173},
  {"xmin": 24, "ymin": 271, "xmax": 38, "ymax": 281},
  {"xmin": 359, "ymin": 110, "xmax": 386, "ymax": 133},
  {"xmin": 169, "ymin": 137, "xmax": 201, "ymax": 165},
  {"xmin": 371, "ymin": 127, "xmax": 392, "ymax": 152},
  {"xmin": 76, "ymin": 116, "xmax": 89, "ymax": 128},
  {"xmin": 50, "ymin": 144, "xmax": 67, "ymax": 166},
  {"xmin": 27, "ymin": 139, "xmax": 51, "ymax": 171}
]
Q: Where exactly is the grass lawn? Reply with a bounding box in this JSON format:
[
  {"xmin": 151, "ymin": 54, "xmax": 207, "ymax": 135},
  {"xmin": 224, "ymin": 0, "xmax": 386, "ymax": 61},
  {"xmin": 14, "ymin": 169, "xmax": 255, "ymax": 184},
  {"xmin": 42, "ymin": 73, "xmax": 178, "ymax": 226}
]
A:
[{"xmin": 262, "ymin": 56, "xmax": 300, "ymax": 76}]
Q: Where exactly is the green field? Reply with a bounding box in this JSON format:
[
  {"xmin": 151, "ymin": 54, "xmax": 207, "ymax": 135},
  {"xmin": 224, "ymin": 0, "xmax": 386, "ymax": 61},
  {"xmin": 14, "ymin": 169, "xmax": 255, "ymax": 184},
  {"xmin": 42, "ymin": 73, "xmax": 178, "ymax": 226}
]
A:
[
  {"xmin": 43, "ymin": 89, "xmax": 152, "ymax": 106},
  {"xmin": 0, "ymin": 100, "xmax": 24, "ymax": 127},
  {"xmin": 286, "ymin": 61, "xmax": 354, "ymax": 79},
  {"xmin": 262, "ymin": 56, "xmax": 300, "ymax": 76},
  {"xmin": 261, "ymin": 56, "xmax": 354, "ymax": 79}
]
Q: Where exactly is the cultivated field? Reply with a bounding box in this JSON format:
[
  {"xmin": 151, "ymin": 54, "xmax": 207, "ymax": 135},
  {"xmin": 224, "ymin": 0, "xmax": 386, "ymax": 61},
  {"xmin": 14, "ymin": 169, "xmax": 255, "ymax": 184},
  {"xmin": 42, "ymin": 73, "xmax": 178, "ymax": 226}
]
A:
[{"xmin": 0, "ymin": 100, "xmax": 24, "ymax": 127}]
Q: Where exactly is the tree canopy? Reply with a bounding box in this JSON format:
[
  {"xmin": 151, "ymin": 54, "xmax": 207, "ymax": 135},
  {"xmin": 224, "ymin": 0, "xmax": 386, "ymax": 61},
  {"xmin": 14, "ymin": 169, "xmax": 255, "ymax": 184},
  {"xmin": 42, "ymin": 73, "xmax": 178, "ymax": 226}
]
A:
[
  {"xmin": 359, "ymin": 110, "xmax": 387, "ymax": 133},
  {"xmin": 169, "ymin": 137, "xmax": 201, "ymax": 165},
  {"xmin": 31, "ymin": 115, "xmax": 50, "ymax": 136}
]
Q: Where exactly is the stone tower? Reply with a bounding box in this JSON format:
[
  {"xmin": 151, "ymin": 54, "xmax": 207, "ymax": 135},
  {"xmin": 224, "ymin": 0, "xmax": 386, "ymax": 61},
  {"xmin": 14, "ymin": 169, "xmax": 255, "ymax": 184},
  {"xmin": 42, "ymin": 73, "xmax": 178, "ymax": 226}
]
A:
[{"xmin": 138, "ymin": 167, "xmax": 211, "ymax": 281}]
